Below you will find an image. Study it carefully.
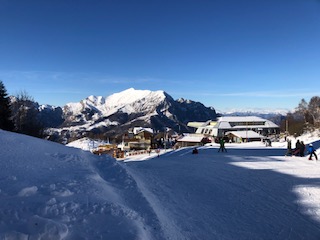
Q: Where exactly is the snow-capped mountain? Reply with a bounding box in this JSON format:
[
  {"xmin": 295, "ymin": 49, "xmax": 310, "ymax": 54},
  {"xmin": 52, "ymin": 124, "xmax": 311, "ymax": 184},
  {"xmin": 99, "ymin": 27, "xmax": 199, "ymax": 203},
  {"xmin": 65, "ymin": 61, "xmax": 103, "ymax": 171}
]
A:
[
  {"xmin": 46, "ymin": 88, "xmax": 218, "ymax": 143},
  {"xmin": 62, "ymin": 88, "xmax": 167, "ymax": 123}
]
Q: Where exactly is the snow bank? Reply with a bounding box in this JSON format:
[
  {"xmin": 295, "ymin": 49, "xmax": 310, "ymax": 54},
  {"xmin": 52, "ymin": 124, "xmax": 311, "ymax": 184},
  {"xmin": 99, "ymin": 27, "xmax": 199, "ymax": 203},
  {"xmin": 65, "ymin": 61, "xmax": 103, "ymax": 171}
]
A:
[{"xmin": 0, "ymin": 130, "xmax": 162, "ymax": 239}]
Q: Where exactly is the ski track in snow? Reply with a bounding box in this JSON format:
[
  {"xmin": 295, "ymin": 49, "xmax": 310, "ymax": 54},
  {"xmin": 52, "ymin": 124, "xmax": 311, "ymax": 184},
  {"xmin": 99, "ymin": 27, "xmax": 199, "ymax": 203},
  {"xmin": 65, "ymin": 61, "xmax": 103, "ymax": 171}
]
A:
[
  {"xmin": 123, "ymin": 141, "xmax": 320, "ymax": 240},
  {"xmin": 123, "ymin": 165, "xmax": 187, "ymax": 240}
]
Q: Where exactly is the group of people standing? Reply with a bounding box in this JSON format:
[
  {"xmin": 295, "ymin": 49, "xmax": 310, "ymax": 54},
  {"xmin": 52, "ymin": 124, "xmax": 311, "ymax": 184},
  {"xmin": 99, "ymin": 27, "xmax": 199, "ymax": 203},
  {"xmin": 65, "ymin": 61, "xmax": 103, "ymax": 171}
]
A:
[
  {"xmin": 293, "ymin": 140, "xmax": 305, "ymax": 157},
  {"xmin": 191, "ymin": 138, "xmax": 227, "ymax": 154},
  {"xmin": 286, "ymin": 139, "xmax": 318, "ymax": 160},
  {"xmin": 191, "ymin": 138, "xmax": 317, "ymax": 160}
]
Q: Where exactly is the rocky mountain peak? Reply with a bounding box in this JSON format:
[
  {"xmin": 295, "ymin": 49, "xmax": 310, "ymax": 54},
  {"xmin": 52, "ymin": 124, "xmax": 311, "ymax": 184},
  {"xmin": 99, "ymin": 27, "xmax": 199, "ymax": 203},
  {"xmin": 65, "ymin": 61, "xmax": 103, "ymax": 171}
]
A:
[{"xmin": 43, "ymin": 88, "xmax": 218, "ymax": 143}]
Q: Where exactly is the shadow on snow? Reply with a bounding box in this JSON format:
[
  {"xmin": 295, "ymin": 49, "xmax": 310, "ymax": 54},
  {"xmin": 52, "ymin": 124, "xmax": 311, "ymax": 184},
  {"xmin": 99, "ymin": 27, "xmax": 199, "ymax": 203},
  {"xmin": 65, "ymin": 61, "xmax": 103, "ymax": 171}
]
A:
[{"xmin": 122, "ymin": 141, "xmax": 320, "ymax": 239}]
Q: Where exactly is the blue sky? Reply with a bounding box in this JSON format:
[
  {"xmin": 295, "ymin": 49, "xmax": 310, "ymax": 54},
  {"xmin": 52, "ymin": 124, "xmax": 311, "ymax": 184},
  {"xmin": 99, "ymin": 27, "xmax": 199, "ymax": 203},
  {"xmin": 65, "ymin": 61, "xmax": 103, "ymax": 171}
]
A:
[{"xmin": 1, "ymin": 0, "xmax": 320, "ymax": 112}]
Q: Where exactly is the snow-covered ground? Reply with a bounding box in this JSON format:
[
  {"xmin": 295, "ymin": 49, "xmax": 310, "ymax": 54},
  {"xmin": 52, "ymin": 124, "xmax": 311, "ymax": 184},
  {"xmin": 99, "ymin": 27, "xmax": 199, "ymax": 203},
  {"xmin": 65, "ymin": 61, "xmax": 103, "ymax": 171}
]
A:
[
  {"xmin": 66, "ymin": 137, "xmax": 109, "ymax": 152},
  {"xmin": 1, "ymin": 129, "xmax": 320, "ymax": 239}
]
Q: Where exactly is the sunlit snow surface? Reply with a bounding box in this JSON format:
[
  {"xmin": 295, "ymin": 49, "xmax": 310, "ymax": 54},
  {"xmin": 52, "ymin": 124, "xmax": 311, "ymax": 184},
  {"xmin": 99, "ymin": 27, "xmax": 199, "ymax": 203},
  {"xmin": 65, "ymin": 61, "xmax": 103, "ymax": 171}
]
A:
[
  {"xmin": 0, "ymin": 130, "xmax": 160, "ymax": 240},
  {"xmin": 1, "ymin": 129, "xmax": 320, "ymax": 239}
]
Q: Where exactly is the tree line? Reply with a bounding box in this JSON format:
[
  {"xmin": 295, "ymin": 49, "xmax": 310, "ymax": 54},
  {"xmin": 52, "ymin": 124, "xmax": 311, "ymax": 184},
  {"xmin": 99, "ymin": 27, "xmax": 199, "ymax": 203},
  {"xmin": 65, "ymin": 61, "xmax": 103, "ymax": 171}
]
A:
[
  {"xmin": 279, "ymin": 97, "xmax": 320, "ymax": 136},
  {"xmin": 0, "ymin": 80, "xmax": 43, "ymax": 137}
]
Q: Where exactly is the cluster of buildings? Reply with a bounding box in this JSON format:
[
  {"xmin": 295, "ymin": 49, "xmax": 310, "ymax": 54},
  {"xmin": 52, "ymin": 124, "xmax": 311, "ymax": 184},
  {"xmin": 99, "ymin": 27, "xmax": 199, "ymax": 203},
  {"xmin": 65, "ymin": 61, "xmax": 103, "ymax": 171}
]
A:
[
  {"xmin": 94, "ymin": 116, "xmax": 280, "ymax": 156},
  {"xmin": 178, "ymin": 116, "xmax": 280, "ymax": 147}
]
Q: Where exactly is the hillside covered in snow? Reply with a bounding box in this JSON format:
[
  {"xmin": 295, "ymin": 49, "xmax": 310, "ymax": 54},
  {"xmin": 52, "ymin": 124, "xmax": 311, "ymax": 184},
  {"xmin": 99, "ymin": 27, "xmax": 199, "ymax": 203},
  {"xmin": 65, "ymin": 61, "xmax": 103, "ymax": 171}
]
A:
[{"xmin": 1, "ymin": 129, "xmax": 320, "ymax": 239}]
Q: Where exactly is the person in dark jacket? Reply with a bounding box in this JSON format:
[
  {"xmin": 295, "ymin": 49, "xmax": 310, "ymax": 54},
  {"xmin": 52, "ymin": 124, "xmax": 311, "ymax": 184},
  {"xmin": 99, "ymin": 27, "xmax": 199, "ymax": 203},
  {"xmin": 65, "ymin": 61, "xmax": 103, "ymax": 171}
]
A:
[
  {"xmin": 192, "ymin": 147, "xmax": 199, "ymax": 154},
  {"xmin": 218, "ymin": 138, "xmax": 227, "ymax": 152},
  {"xmin": 293, "ymin": 140, "xmax": 301, "ymax": 156},
  {"xmin": 299, "ymin": 141, "xmax": 305, "ymax": 157},
  {"xmin": 308, "ymin": 144, "xmax": 318, "ymax": 160}
]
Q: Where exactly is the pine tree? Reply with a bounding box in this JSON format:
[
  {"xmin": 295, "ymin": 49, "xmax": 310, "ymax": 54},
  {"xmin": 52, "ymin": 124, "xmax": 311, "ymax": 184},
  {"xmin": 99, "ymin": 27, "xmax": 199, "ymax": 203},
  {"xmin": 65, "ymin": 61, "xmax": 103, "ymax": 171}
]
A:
[{"xmin": 0, "ymin": 80, "xmax": 14, "ymax": 131}]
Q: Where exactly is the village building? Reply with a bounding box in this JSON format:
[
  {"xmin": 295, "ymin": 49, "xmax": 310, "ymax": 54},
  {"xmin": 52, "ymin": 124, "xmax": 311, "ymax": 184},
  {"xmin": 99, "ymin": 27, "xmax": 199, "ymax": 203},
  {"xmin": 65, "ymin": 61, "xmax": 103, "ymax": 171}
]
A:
[
  {"xmin": 92, "ymin": 142, "xmax": 119, "ymax": 156},
  {"xmin": 225, "ymin": 130, "xmax": 263, "ymax": 143},
  {"xmin": 153, "ymin": 129, "xmax": 177, "ymax": 149},
  {"xmin": 188, "ymin": 116, "xmax": 280, "ymax": 143},
  {"xmin": 175, "ymin": 134, "xmax": 211, "ymax": 148},
  {"xmin": 118, "ymin": 127, "xmax": 154, "ymax": 151}
]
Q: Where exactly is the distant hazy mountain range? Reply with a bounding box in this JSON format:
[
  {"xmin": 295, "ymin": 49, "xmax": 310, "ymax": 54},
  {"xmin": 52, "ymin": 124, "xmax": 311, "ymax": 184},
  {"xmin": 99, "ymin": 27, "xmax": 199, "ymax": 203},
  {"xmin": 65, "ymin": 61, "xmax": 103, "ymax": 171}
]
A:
[{"xmin": 220, "ymin": 108, "xmax": 290, "ymax": 116}]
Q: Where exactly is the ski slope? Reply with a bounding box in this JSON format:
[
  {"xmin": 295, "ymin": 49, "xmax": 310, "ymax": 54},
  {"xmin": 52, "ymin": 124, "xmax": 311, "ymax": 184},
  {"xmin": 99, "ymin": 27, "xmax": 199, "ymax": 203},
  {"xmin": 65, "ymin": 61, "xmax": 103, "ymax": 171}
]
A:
[
  {"xmin": 124, "ymin": 143, "xmax": 320, "ymax": 240},
  {"xmin": 1, "ymin": 129, "xmax": 320, "ymax": 239}
]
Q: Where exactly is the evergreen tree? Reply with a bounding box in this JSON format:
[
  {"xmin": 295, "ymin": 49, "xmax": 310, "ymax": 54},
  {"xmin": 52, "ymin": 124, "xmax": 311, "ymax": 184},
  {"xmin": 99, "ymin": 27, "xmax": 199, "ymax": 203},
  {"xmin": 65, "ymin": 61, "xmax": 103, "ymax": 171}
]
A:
[{"xmin": 0, "ymin": 80, "xmax": 14, "ymax": 131}]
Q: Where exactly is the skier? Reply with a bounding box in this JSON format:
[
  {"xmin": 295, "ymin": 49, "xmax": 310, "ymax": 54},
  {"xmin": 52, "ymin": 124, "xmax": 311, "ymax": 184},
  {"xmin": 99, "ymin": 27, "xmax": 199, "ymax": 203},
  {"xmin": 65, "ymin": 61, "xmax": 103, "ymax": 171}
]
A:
[
  {"xmin": 156, "ymin": 148, "xmax": 160, "ymax": 157},
  {"xmin": 147, "ymin": 147, "xmax": 151, "ymax": 156},
  {"xmin": 192, "ymin": 147, "xmax": 199, "ymax": 154},
  {"xmin": 308, "ymin": 143, "xmax": 318, "ymax": 160},
  {"xmin": 218, "ymin": 138, "xmax": 227, "ymax": 152}
]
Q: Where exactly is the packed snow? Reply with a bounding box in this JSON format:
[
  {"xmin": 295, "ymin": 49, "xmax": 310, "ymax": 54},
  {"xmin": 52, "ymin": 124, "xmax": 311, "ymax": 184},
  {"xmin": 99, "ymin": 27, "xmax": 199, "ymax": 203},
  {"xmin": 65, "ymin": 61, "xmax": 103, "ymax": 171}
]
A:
[{"xmin": 1, "ymin": 129, "xmax": 320, "ymax": 239}]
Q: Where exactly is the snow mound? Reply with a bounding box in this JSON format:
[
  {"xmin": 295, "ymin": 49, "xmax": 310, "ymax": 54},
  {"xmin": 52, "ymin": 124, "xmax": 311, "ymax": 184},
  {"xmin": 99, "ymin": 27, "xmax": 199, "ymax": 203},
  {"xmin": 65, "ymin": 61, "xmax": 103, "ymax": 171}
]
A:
[
  {"xmin": 0, "ymin": 130, "xmax": 163, "ymax": 239},
  {"xmin": 18, "ymin": 186, "xmax": 38, "ymax": 197}
]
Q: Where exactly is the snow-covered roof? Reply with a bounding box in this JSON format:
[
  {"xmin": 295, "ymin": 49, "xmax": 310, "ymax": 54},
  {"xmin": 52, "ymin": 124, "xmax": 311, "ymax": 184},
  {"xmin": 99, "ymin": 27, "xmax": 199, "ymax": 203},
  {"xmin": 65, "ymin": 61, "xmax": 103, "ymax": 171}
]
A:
[
  {"xmin": 133, "ymin": 127, "xmax": 154, "ymax": 135},
  {"xmin": 216, "ymin": 116, "xmax": 279, "ymax": 129},
  {"xmin": 177, "ymin": 134, "xmax": 205, "ymax": 143},
  {"xmin": 216, "ymin": 121, "xmax": 232, "ymax": 129},
  {"xmin": 232, "ymin": 125, "xmax": 268, "ymax": 129},
  {"xmin": 187, "ymin": 122, "xmax": 206, "ymax": 128},
  {"xmin": 264, "ymin": 121, "xmax": 279, "ymax": 128},
  {"xmin": 225, "ymin": 130, "xmax": 264, "ymax": 139}
]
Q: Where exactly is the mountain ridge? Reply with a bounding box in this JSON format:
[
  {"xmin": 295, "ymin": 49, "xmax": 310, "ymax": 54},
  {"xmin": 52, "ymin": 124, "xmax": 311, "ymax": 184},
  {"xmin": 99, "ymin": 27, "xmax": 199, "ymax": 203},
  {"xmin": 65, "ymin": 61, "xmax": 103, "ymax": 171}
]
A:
[
  {"xmin": 37, "ymin": 88, "xmax": 289, "ymax": 143},
  {"xmin": 44, "ymin": 88, "xmax": 218, "ymax": 143}
]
